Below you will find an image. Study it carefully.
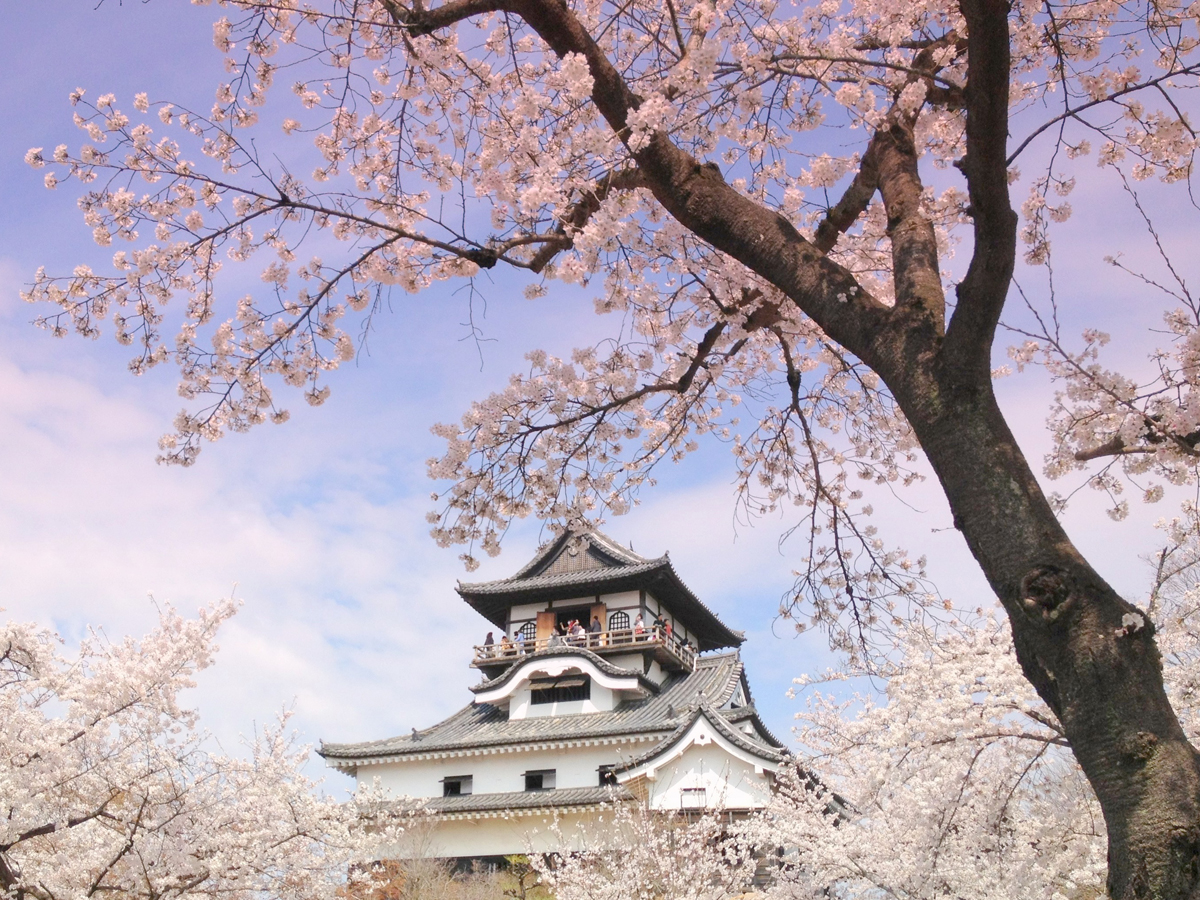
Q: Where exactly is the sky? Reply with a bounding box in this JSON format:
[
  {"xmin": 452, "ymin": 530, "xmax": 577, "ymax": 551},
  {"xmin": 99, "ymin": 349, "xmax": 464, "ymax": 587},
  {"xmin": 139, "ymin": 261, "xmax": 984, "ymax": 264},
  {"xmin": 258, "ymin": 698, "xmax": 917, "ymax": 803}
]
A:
[{"xmin": 0, "ymin": 1, "xmax": 1195, "ymax": 788}]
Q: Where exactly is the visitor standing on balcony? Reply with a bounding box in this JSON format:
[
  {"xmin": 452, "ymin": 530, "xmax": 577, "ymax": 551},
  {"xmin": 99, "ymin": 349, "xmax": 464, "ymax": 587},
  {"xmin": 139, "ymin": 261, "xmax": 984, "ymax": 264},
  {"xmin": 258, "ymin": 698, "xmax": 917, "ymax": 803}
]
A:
[
  {"xmin": 484, "ymin": 632, "xmax": 495, "ymax": 657},
  {"xmin": 634, "ymin": 614, "xmax": 645, "ymax": 635}
]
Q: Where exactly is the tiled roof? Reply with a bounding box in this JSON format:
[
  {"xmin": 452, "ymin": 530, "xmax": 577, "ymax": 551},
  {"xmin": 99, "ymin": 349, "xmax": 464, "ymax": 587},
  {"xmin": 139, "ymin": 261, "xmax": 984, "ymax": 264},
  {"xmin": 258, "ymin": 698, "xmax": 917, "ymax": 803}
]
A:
[
  {"xmin": 457, "ymin": 529, "xmax": 744, "ymax": 651},
  {"xmin": 613, "ymin": 701, "xmax": 786, "ymax": 774},
  {"xmin": 415, "ymin": 785, "xmax": 633, "ymax": 814},
  {"xmin": 510, "ymin": 530, "xmax": 649, "ymax": 579},
  {"xmin": 320, "ymin": 650, "xmax": 779, "ymax": 763},
  {"xmin": 461, "ymin": 558, "xmax": 668, "ymax": 596},
  {"xmin": 467, "ymin": 646, "xmax": 662, "ymax": 695}
]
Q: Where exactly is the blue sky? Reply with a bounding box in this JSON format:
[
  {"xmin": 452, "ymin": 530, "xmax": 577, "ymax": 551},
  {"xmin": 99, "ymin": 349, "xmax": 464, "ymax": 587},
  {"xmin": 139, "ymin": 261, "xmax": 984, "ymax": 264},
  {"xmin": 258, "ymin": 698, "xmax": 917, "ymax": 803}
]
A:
[{"xmin": 0, "ymin": 2, "xmax": 1192, "ymax": 784}]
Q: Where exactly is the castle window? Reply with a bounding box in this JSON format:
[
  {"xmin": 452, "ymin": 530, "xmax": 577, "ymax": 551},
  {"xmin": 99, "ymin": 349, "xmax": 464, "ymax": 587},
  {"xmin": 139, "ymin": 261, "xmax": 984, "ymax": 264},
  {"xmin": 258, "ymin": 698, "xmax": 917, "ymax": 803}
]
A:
[
  {"xmin": 608, "ymin": 610, "xmax": 630, "ymax": 631},
  {"xmin": 598, "ymin": 765, "xmax": 618, "ymax": 787},
  {"xmin": 441, "ymin": 775, "xmax": 472, "ymax": 797},
  {"xmin": 524, "ymin": 769, "xmax": 556, "ymax": 791},
  {"xmin": 680, "ymin": 788, "xmax": 707, "ymax": 809},
  {"xmin": 530, "ymin": 675, "xmax": 590, "ymax": 705},
  {"xmin": 518, "ymin": 621, "xmax": 537, "ymax": 642}
]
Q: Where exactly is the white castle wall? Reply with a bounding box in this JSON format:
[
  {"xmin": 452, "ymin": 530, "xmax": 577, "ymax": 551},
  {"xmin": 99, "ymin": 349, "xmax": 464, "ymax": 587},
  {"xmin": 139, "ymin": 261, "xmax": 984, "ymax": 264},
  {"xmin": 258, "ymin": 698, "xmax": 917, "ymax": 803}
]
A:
[{"xmin": 354, "ymin": 740, "xmax": 661, "ymax": 798}]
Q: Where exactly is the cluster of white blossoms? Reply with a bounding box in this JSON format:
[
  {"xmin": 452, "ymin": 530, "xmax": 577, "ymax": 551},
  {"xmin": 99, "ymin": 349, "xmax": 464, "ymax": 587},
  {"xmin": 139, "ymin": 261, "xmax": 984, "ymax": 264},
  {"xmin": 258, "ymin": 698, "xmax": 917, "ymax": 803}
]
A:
[
  {"xmin": 747, "ymin": 617, "xmax": 1107, "ymax": 900},
  {"xmin": 0, "ymin": 601, "xmax": 402, "ymax": 900},
  {"xmin": 730, "ymin": 510, "xmax": 1200, "ymax": 900},
  {"xmin": 23, "ymin": 0, "xmax": 1200, "ymax": 636},
  {"xmin": 531, "ymin": 800, "xmax": 758, "ymax": 900}
]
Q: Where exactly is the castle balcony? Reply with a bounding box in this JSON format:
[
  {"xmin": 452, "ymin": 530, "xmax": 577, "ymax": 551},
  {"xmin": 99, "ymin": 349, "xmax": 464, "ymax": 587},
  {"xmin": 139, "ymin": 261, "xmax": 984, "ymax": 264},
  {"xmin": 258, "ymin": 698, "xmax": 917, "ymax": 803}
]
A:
[{"xmin": 471, "ymin": 627, "xmax": 698, "ymax": 673}]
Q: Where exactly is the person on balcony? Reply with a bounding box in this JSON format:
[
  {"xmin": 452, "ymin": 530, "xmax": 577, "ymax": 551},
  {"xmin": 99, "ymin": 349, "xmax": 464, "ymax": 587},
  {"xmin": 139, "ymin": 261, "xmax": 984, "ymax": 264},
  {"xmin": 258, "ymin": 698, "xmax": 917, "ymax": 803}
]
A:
[
  {"xmin": 569, "ymin": 619, "xmax": 587, "ymax": 646},
  {"xmin": 515, "ymin": 630, "xmax": 526, "ymax": 652},
  {"xmin": 633, "ymin": 613, "xmax": 646, "ymax": 636},
  {"xmin": 500, "ymin": 634, "xmax": 513, "ymax": 656},
  {"xmin": 483, "ymin": 632, "xmax": 495, "ymax": 657},
  {"xmin": 589, "ymin": 615, "xmax": 603, "ymax": 647}
]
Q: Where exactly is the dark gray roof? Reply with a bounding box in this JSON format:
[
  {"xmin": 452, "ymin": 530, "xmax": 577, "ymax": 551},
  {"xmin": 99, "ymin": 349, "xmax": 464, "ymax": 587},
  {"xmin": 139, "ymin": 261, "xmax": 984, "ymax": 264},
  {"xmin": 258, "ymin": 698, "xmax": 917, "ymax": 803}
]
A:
[
  {"xmin": 320, "ymin": 650, "xmax": 782, "ymax": 763},
  {"xmin": 468, "ymin": 646, "xmax": 662, "ymax": 695},
  {"xmin": 614, "ymin": 701, "xmax": 786, "ymax": 773},
  {"xmin": 414, "ymin": 786, "xmax": 633, "ymax": 815},
  {"xmin": 457, "ymin": 530, "xmax": 744, "ymax": 651}
]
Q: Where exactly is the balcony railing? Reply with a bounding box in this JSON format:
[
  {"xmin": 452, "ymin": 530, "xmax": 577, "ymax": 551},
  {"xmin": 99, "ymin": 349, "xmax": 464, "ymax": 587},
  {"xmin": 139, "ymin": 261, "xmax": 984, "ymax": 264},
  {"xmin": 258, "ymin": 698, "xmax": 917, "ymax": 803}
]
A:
[{"xmin": 471, "ymin": 626, "xmax": 697, "ymax": 672}]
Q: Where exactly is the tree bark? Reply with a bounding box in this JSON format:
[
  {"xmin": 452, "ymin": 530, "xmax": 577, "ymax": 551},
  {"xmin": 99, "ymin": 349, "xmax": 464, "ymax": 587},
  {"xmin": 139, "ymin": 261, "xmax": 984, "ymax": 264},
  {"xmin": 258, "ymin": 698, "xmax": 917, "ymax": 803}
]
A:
[
  {"xmin": 395, "ymin": 0, "xmax": 1200, "ymax": 892},
  {"xmin": 890, "ymin": 347, "xmax": 1200, "ymax": 900}
]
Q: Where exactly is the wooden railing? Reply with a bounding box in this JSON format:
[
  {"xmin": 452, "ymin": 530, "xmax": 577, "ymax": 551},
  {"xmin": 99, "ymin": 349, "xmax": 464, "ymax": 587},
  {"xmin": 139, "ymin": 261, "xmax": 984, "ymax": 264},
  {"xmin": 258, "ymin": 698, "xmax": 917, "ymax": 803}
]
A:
[{"xmin": 471, "ymin": 626, "xmax": 697, "ymax": 671}]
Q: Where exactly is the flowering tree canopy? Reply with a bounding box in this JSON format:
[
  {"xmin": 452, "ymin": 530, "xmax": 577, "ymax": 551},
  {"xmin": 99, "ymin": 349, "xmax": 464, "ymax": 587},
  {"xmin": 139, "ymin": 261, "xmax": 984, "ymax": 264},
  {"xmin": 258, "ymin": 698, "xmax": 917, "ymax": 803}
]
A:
[
  {"xmin": 0, "ymin": 602, "xmax": 396, "ymax": 900},
  {"xmin": 531, "ymin": 802, "xmax": 756, "ymax": 900},
  {"xmin": 752, "ymin": 511, "xmax": 1200, "ymax": 900},
  {"xmin": 22, "ymin": 0, "xmax": 1200, "ymax": 895}
]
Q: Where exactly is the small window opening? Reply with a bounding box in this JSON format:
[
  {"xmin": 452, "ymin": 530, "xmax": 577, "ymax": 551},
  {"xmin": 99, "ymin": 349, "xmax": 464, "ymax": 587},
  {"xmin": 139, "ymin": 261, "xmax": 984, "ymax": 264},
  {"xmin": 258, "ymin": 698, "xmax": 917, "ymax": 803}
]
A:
[
  {"xmin": 524, "ymin": 769, "xmax": 556, "ymax": 791},
  {"xmin": 518, "ymin": 621, "xmax": 537, "ymax": 642},
  {"xmin": 441, "ymin": 775, "xmax": 473, "ymax": 797},
  {"xmin": 598, "ymin": 765, "xmax": 618, "ymax": 787},
  {"xmin": 530, "ymin": 675, "xmax": 591, "ymax": 705}
]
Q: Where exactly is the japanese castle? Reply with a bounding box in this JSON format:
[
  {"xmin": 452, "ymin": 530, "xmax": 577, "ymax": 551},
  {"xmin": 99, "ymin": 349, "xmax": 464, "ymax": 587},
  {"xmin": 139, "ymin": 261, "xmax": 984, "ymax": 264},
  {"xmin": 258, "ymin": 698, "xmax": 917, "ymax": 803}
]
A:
[{"xmin": 319, "ymin": 530, "xmax": 785, "ymax": 859}]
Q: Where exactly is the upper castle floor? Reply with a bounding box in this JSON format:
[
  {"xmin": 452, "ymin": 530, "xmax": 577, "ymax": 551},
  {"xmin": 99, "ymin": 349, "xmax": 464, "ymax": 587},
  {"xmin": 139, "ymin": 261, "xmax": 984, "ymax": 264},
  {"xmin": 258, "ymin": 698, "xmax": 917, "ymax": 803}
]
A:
[{"xmin": 456, "ymin": 530, "xmax": 744, "ymax": 681}]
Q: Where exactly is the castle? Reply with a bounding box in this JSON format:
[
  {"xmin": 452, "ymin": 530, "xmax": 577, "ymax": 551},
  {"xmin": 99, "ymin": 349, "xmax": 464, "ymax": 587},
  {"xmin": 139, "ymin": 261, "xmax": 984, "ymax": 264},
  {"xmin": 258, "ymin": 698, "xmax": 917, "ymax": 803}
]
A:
[{"xmin": 319, "ymin": 530, "xmax": 785, "ymax": 859}]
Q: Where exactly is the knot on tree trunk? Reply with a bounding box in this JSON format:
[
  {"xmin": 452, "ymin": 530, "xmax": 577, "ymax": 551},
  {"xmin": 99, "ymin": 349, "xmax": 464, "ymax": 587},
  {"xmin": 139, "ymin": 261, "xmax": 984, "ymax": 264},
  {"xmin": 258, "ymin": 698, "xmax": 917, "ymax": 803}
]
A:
[
  {"xmin": 1118, "ymin": 730, "xmax": 1161, "ymax": 764},
  {"xmin": 1020, "ymin": 564, "xmax": 1075, "ymax": 623}
]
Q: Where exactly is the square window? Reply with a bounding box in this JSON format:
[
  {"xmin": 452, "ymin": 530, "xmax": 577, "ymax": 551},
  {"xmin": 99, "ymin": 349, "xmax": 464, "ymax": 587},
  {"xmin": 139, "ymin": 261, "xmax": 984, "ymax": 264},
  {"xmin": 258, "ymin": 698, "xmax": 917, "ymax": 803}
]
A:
[
  {"xmin": 524, "ymin": 769, "xmax": 555, "ymax": 791},
  {"xmin": 441, "ymin": 775, "xmax": 472, "ymax": 797},
  {"xmin": 598, "ymin": 766, "xmax": 618, "ymax": 787}
]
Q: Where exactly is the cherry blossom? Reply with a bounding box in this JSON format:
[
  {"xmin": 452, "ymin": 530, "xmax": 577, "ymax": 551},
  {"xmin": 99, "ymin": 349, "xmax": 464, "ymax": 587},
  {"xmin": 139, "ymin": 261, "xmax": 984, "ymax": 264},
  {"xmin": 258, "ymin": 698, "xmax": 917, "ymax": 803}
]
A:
[{"xmin": 0, "ymin": 601, "xmax": 400, "ymax": 900}]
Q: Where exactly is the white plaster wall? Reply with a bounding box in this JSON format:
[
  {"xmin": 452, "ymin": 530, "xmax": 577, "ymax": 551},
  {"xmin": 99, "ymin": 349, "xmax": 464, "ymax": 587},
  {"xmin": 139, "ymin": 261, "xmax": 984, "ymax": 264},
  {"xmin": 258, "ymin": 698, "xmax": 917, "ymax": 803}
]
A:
[
  {"xmin": 509, "ymin": 682, "xmax": 617, "ymax": 719},
  {"xmin": 646, "ymin": 744, "xmax": 773, "ymax": 811},
  {"xmin": 373, "ymin": 809, "xmax": 607, "ymax": 859},
  {"xmin": 598, "ymin": 590, "xmax": 640, "ymax": 611},
  {"xmin": 353, "ymin": 742, "xmax": 658, "ymax": 798},
  {"xmin": 550, "ymin": 595, "xmax": 597, "ymax": 609}
]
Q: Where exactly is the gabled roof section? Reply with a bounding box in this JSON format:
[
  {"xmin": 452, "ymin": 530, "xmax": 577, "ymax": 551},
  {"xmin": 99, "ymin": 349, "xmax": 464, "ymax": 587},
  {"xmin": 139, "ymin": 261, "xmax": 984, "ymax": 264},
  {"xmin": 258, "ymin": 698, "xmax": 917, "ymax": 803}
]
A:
[
  {"xmin": 613, "ymin": 699, "xmax": 786, "ymax": 775},
  {"xmin": 457, "ymin": 529, "xmax": 744, "ymax": 651},
  {"xmin": 511, "ymin": 530, "xmax": 648, "ymax": 579},
  {"xmin": 467, "ymin": 646, "xmax": 661, "ymax": 696},
  {"xmin": 319, "ymin": 650, "xmax": 757, "ymax": 764}
]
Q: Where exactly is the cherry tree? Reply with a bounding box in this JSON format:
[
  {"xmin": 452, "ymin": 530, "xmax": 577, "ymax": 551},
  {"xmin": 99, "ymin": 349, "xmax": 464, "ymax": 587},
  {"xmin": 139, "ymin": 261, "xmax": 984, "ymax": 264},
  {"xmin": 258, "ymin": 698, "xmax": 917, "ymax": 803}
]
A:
[
  {"xmin": 529, "ymin": 801, "xmax": 756, "ymax": 900},
  {"xmin": 747, "ymin": 512, "xmax": 1200, "ymax": 900},
  {"xmin": 20, "ymin": 0, "xmax": 1200, "ymax": 893},
  {"xmin": 751, "ymin": 619, "xmax": 1108, "ymax": 900},
  {"xmin": 0, "ymin": 601, "xmax": 397, "ymax": 900}
]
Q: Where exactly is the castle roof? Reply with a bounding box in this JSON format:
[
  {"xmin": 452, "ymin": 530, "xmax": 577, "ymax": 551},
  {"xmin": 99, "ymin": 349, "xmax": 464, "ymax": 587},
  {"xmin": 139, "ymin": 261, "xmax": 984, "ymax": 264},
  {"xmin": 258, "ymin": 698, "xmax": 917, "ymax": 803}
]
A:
[
  {"xmin": 467, "ymin": 646, "xmax": 664, "ymax": 695},
  {"xmin": 319, "ymin": 649, "xmax": 782, "ymax": 765},
  {"xmin": 414, "ymin": 785, "xmax": 634, "ymax": 817},
  {"xmin": 456, "ymin": 530, "xmax": 744, "ymax": 651}
]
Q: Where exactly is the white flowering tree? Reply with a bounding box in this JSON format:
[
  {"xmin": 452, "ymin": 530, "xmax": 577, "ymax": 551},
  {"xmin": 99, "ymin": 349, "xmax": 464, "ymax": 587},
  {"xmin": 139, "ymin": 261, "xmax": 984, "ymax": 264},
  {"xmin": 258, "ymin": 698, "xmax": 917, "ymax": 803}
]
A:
[
  {"xmin": 0, "ymin": 601, "xmax": 396, "ymax": 900},
  {"xmin": 530, "ymin": 802, "xmax": 756, "ymax": 900},
  {"xmin": 748, "ymin": 512, "xmax": 1200, "ymax": 900},
  {"xmin": 751, "ymin": 619, "xmax": 1107, "ymax": 900},
  {"xmin": 20, "ymin": 0, "xmax": 1200, "ymax": 894}
]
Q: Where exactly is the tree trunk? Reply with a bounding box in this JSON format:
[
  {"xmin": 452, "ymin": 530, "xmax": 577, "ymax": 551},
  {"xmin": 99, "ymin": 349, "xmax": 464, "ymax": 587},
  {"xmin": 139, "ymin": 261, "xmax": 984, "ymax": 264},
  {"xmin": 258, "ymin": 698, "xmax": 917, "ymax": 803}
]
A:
[{"xmin": 893, "ymin": 359, "xmax": 1200, "ymax": 900}]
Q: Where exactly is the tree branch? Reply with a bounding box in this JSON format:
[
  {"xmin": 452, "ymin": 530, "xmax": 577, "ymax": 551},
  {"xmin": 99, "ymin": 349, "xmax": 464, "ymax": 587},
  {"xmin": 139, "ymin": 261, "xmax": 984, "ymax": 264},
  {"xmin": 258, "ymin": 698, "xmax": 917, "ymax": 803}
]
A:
[{"xmin": 942, "ymin": 0, "xmax": 1018, "ymax": 375}]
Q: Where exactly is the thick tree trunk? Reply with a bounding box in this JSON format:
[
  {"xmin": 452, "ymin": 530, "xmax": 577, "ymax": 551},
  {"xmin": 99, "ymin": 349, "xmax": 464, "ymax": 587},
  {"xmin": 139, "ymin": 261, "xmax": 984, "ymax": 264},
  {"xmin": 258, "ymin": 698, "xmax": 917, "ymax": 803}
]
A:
[
  {"xmin": 416, "ymin": 0, "xmax": 1200, "ymax": 892},
  {"xmin": 893, "ymin": 360, "xmax": 1200, "ymax": 900}
]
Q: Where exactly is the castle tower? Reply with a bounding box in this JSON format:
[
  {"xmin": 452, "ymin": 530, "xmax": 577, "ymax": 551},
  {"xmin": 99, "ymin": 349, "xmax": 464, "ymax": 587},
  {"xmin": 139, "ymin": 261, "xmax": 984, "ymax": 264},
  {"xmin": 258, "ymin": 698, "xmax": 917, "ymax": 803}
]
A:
[{"xmin": 319, "ymin": 530, "xmax": 785, "ymax": 861}]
